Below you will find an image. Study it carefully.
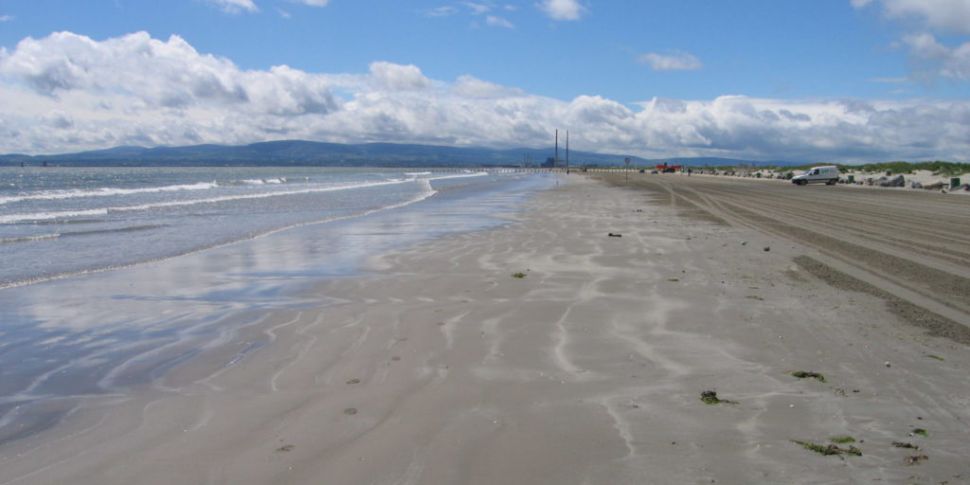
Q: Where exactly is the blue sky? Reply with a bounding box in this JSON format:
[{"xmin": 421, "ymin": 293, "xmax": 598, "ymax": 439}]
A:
[{"xmin": 0, "ymin": 0, "xmax": 968, "ymax": 161}]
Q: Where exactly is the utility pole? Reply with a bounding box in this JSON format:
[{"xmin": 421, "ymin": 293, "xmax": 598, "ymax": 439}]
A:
[
  {"xmin": 566, "ymin": 131, "xmax": 570, "ymax": 174},
  {"xmin": 554, "ymin": 129, "xmax": 559, "ymax": 170}
]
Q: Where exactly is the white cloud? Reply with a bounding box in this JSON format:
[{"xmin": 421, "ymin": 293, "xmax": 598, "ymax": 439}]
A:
[
  {"xmin": 296, "ymin": 0, "xmax": 330, "ymax": 6},
  {"xmin": 854, "ymin": 1, "xmax": 970, "ymax": 83},
  {"xmin": 486, "ymin": 15, "xmax": 514, "ymax": 28},
  {"xmin": 463, "ymin": 2, "xmax": 491, "ymax": 15},
  {"xmin": 367, "ymin": 61, "xmax": 432, "ymax": 90},
  {"xmin": 638, "ymin": 51, "xmax": 703, "ymax": 71},
  {"xmin": 903, "ymin": 33, "xmax": 970, "ymax": 80},
  {"xmin": 451, "ymin": 75, "xmax": 524, "ymax": 98},
  {"xmin": 538, "ymin": 0, "xmax": 584, "ymax": 21},
  {"xmin": 0, "ymin": 14, "xmax": 13, "ymax": 22},
  {"xmin": 853, "ymin": 0, "xmax": 970, "ymax": 35},
  {"xmin": 207, "ymin": 0, "xmax": 259, "ymax": 13},
  {"xmin": 425, "ymin": 6, "xmax": 458, "ymax": 17},
  {"xmin": 1, "ymin": 31, "xmax": 968, "ymax": 162}
]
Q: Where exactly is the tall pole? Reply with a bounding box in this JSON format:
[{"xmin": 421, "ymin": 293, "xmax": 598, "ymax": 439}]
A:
[
  {"xmin": 555, "ymin": 129, "xmax": 559, "ymax": 169},
  {"xmin": 566, "ymin": 131, "xmax": 570, "ymax": 174}
]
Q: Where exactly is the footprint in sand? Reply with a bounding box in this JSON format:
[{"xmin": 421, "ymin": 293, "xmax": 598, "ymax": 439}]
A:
[
  {"xmin": 344, "ymin": 408, "xmax": 358, "ymax": 415},
  {"xmin": 346, "ymin": 378, "xmax": 361, "ymax": 385}
]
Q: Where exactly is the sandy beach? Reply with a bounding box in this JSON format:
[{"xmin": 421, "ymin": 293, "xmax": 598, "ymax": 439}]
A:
[{"xmin": 2, "ymin": 174, "xmax": 969, "ymax": 484}]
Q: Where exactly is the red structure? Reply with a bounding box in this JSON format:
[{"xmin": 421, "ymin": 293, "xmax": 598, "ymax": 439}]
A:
[{"xmin": 656, "ymin": 162, "xmax": 682, "ymax": 173}]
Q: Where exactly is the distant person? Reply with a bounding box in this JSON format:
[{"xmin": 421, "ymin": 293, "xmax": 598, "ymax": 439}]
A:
[{"xmin": 687, "ymin": 168, "xmax": 692, "ymax": 176}]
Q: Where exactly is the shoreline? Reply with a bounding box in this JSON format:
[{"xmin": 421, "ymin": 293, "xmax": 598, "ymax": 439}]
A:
[
  {"xmin": 0, "ymin": 172, "xmax": 553, "ymax": 449},
  {"xmin": 2, "ymin": 174, "xmax": 969, "ymax": 484}
]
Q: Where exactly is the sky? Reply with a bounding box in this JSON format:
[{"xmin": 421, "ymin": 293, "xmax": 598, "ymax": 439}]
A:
[{"xmin": 0, "ymin": 0, "xmax": 968, "ymax": 162}]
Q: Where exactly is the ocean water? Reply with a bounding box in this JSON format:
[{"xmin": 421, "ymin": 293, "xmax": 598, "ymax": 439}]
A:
[
  {"xmin": 0, "ymin": 166, "xmax": 554, "ymax": 445},
  {"xmin": 0, "ymin": 167, "xmax": 506, "ymax": 288}
]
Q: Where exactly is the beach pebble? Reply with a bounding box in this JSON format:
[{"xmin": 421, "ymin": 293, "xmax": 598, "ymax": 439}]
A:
[{"xmin": 885, "ymin": 361, "xmax": 891, "ymax": 368}]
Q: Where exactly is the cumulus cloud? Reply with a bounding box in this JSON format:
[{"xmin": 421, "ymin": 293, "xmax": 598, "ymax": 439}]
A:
[
  {"xmin": 207, "ymin": 0, "xmax": 259, "ymax": 14},
  {"xmin": 902, "ymin": 33, "xmax": 970, "ymax": 80},
  {"xmin": 538, "ymin": 0, "xmax": 584, "ymax": 20},
  {"xmin": 367, "ymin": 61, "xmax": 431, "ymax": 90},
  {"xmin": 854, "ymin": 0, "xmax": 970, "ymax": 83},
  {"xmin": 853, "ymin": 0, "xmax": 970, "ymax": 35},
  {"xmin": 451, "ymin": 75, "xmax": 524, "ymax": 98},
  {"xmin": 638, "ymin": 51, "xmax": 703, "ymax": 71},
  {"xmin": 0, "ymin": 31, "xmax": 968, "ymax": 162}
]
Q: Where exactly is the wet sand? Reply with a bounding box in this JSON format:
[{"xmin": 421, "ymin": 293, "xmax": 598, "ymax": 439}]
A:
[{"xmin": 2, "ymin": 175, "xmax": 969, "ymax": 484}]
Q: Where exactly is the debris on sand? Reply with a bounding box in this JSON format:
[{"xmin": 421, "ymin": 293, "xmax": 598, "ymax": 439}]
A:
[
  {"xmin": 344, "ymin": 408, "xmax": 358, "ymax": 415},
  {"xmin": 763, "ymin": 246, "xmax": 771, "ymax": 252},
  {"xmin": 346, "ymin": 378, "xmax": 361, "ymax": 385},
  {"xmin": 511, "ymin": 272, "xmax": 527, "ymax": 279},
  {"xmin": 911, "ymin": 428, "xmax": 928, "ymax": 437},
  {"xmin": 791, "ymin": 371, "xmax": 826, "ymax": 383},
  {"xmin": 608, "ymin": 233, "xmax": 623, "ymax": 237},
  {"xmin": 276, "ymin": 444, "xmax": 294, "ymax": 452},
  {"xmin": 871, "ymin": 174, "xmax": 905, "ymax": 187},
  {"xmin": 792, "ymin": 440, "xmax": 862, "ymax": 457},
  {"xmin": 892, "ymin": 441, "xmax": 919, "ymax": 449},
  {"xmin": 700, "ymin": 390, "xmax": 738, "ymax": 405},
  {"xmin": 830, "ymin": 435, "xmax": 856, "ymax": 444},
  {"xmin": 905, "ymin": 454, "xmax": 929, "ymax": 465},
  {"xmin": 926, "ymin": 354, "xmax": 945, "ymax": 361}
]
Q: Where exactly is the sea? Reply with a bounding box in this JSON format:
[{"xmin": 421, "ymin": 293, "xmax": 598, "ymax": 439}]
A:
[{"xmin": 0, "ymin": 166, "xmax": 554, "ymax": 445}]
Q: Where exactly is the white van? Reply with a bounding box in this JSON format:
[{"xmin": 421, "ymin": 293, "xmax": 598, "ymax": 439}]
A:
[{"xmin": 791, "ymin": 165, "xmax": 839, "ymax": 185}]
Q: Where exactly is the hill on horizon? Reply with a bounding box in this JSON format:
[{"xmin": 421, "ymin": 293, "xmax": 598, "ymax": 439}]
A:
[{"xmin": 0, "ymin": 140, "xmax": 794, "ymax": 168}]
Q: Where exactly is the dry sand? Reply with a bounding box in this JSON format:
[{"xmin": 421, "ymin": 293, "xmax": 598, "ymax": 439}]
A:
[{"xmin": 2, "ymin": 174, "xmax": 969, "ymax": 484}]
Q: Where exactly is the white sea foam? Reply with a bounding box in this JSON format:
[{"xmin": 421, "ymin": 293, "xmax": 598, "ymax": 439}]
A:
[
  {"xmin": 0, "ymin": 208, "xmax": 110, "ymax": 224},
  {"xmin": 427, "ymin": 172, "xmax": 488, "ymax": 181},
  {"xmin": 0, "ymin": 176, "xmax": 447, "ymax": 290},
  {"xmin": 0, "ymin": 182, "xmax": 219, "ymax": 205},
  {"xmin": 0, "ymin": 233, "xmax": 62, "ymax": 244},
  {"xmin": 0, "ymin": 177, "xmax": 434, "ymax": 224},
  {"xmin": 238, "ymin": 177, "xmax": 286, "ymax": 185}
]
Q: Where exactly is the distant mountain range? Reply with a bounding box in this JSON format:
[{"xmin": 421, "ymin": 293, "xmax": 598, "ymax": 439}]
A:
[{"xmin": 0, "ymin": 140, "xmax": 795, "ymax": 168}]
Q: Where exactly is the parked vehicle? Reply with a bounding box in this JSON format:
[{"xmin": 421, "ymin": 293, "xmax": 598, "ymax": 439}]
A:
[
  {"xmin": 655, "ymin": 162, "xmax": 681, "ymax": 173},
  {"xmin": 791, "ymin": 165, "xmax": 839, "ymax": 185}
]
